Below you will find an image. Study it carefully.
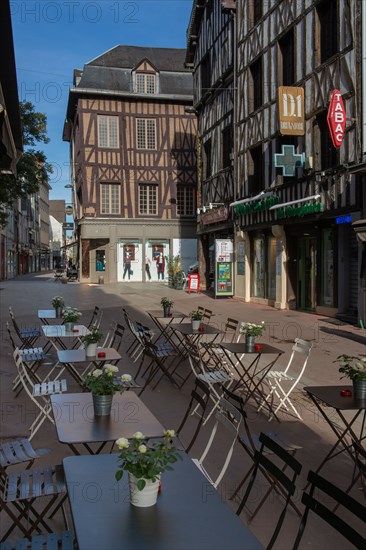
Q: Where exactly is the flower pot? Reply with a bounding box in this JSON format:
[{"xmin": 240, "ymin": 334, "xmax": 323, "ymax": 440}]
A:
[
  {"xmin": 64, "ymin": 322, "xmax": 74, "ymax": 332},
  {"xmin": 128, "ymin": 473, "xmax": 160, "ymax": 507},
  {"xmin": 245, "ymin": 335, "xmax": 255, "ymax": 351},
  {"xmin": 92, "ymin": 394, "xmax": 113, "ymax": 416},
  {"xmin": 55, "ymin": 307, "xmax": 62, "ymax": 318},
  {"xmin": 86, "ymin": 343, "xmax": 98, "ymax": 357},
  {"xmin": 192, "ymin": 320, "xmax": 201, "ymax": 331},
  {"xmin": 353, "ymin": 380, "xmax": 366, "ymax": 400},
  {"xmin": 163, "ymin": 307, "xmax": 171, "ymax": 318}
]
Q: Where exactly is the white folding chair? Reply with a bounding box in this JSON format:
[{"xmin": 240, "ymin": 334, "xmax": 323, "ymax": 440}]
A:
[
  {"xmin": 13, "ymin": 349, "xmax": 67, "ymax": 441},
  {"xmin": 187, "ymin": 343, "xmax": 235, "ymax": 425},
  {"xmin": 192, "ymin": 397, "xmax": 243, "ymax": 489},
  {"xmin": 257, "ymin": 338, "xmax": 314, "ymax": 421}
]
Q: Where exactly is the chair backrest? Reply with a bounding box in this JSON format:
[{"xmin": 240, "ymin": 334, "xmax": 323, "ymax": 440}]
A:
[
  {"xmin": 186, "ymin": 343, "xmax": 203, "ymax": 378},
  {"xmin": 110, "ymin": 323, "xmax": 125, "ymax": 355},
  {"xmin": 203, "ymin": 308, "xmax": 213, "ymax": 323},
  {"xmin": 282, "ymin": 338, "xmax": 313, "ymax": 376},
  {"xmin": 222, "ymin": 317, "xmax": 239, "ymax": 343},
  {"xmin": 195, "ymin": 397, "xmax": 243, "ymax": 488},
  {"xmin": 353, "ymin": 440, "xmax": 366, "ymax": 498},
  {"xmin": 6, "ymin": 321, "xmax": 18, "ymax": 351},
  {"xmin": 87, "ymin": 306, "xmax": 100, "ymax": 328},
  {"xmin": 293, "ymin": 470, "xmax": 366, "ymax": 550},
  {"xmin": 176, "ymin": 378, "xmax": 211, "ymax": 453},
  {"xmin": 9, "ymin": 306, "xmax": 21, "ymax": 336}
]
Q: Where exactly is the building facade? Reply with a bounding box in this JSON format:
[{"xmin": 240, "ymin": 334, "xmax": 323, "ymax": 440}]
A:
[
  {"xmin": 234, "ymin": 0, "xmax": 363, "ymax": 320},
  {"xmin": 186, "ymin": 0, "xmax": 235, "ymax": 291},
  {"xmin": 63, "ymin": 46, "xmax": 197, "ymax": 284}
]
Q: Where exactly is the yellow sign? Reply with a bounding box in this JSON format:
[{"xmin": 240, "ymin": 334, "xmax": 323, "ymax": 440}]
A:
[{"xmin": 278, "ymin": 86, "xmax": 305, "ymax": 136}]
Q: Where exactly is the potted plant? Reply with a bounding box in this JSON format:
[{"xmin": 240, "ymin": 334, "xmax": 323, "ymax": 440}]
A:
[
  {"xmin": 115, "ymin": 430, "xmax": 182, "ymax": 507},
  {"xmin": 189, "ymin": 310, "xmax": 203, "ymax": 331},
  {"xmin": 239, "ymin": 321, "xmax": 265, "ymax": 350},
  {"xmin": 62, "ymin": 306, "xmax": 82, "ymax": 331},
  {"xmin": 84, "ymin": 364, "xmax": 132, "ymax": 416},
  {"xmin": 160, "ymin": 297, "xmax": 174, "ymax": 317},
  {"xmin": 167, "ymin": 255, "xmax": 183, "ymax": 289},
  {"xmin": 336, "ymin": 354, "xmax": 366, "ymax": 399},
  {"xmin": 81, "ymin": 323, "xmax": 103, "ymax": 357},
  {"xmin": 51, "ymin": 296, "xmax": 64, "ymax": 317}
]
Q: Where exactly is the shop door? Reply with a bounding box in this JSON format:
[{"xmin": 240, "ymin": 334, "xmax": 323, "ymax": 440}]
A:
[{"xmin": 297, "ymin": 237, "xmax": 316, "ymax": 311}]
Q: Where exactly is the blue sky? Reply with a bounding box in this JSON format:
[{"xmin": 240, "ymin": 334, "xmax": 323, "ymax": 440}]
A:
[{"xmin": 11, "ymin": 0, "xmax": 193, "ymax": 202}]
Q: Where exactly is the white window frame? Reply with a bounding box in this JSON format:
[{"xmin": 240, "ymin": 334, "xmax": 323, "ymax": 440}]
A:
[
  {"xmin": 136, "ymin": 118, "xmax": 156, "ymax": 150},
  {"xmin": 177, "ymin": 186, "xmax": 195, "ymax": 217},
  {"xmin": 135, "ymin": 73, "xmax": 156, "ymax": 94},
  {"xmin": 98, "ymin": 115, "xmax": 119, "ymax": 149},
  {"xmin": 100, "ymin": 183, "xmax": 121, "ymax": 214},
  {"xmin": 139, "ymin": 184, "xmax": 158, "ymax": 215}
]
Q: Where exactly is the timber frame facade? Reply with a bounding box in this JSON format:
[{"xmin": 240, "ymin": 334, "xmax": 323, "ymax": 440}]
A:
[
  {"xmin": 63, "ymin": 46, "xmax": 197, "ymax": 283},
  {"xmin": 234, "ymin": 0, "xmax": 363, "ymax": 319},
  {"xmin": 186, "ymin": 0, "xmax": 235, "ymax": 291}
]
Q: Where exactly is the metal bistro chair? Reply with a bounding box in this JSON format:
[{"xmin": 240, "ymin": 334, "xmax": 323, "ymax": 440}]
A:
[
  {"xmin": 191, "ymin": 397, "xmax": 243, "ymax": 489},
  {"xmin": 236, "ymin": 432, "xmax": 302, "ymax": 550},
  {"xmin": 8, "ymin": 307, "xmax": 41, "ymax": 349},
  {"xmin": 13, "ymin": 349, "xmax": 67, "ymax": 441},
  {"xmin": 0, "ymin": 531, "xmax": 74, "ymax": 550},
  {"xmin": 175, "ymin": 378, "xmax": 212, "ymax": 453},
  {"xmin": 257, "ymin": 338, "xmax": 314, "ymax": 421},
  {"xmin": 353, "ymin": 440, "xmax": 366, "ymax": 499},
  {"xmin": 0, "ymin": 438, "xmax": 50, "ymax": 472},
  {"xmin": 293, "ymin": 470, "xmax": 366, "ymax": 549}
]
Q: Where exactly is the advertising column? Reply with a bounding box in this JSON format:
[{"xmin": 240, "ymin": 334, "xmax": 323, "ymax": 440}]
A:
[{"xmin": 215, "ymin": 239, "xmax": 234, "ymax": 297}]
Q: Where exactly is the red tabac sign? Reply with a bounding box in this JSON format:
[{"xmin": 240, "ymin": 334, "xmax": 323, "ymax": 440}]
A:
[{"xmin": 327, "ymin": 90, "xmax": 346, "ymax": 148}]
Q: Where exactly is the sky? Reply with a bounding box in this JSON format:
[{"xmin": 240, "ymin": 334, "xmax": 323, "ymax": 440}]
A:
[{"xmin": 10, "ymin": 0, "xmax": 194, "ymax": 203}]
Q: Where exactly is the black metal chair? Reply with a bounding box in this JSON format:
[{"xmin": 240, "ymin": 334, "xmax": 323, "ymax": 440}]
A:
[
  {"xmin": 175, "ymin": 378, "xmax": 211, "ymax": 452},
  {"xmin": 236, "ymin": 432, "xmax": 302, "ymax": 550},
  {"xmin": 353, "ymin": 440, "xmax": 366, "ymax": 499},
  {"xmin": 292, "ymin": 470, "xmax": 366, "ymax": 549},
  {"xmin": 0, "ymin": 531, "xmax": 74, "ymax": 550}
]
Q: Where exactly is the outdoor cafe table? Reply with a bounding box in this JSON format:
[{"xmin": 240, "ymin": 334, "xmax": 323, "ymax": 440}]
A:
[
  {"xmin": 42, "ymin": 324, "xmax": 90, "ymax": 351},
  {"xmin": 171, "ymin": 322, "xmax": 222, "ymax": 347},
  {"xmin": 220, "ymin": 342, "xmax": 284, "ymax": 415},
  {"xmin": 63, "ymin": 452, "xmax": 264, "ymax": 550},
  {"xmin": 38, "ymin": 309, "xmax": 63, "ymax": 325},
  {"xmin": 147, "ymin": 310, "xmax": 187, "ymax": 350},
  {"xmin": 56, "ymin": 347, "xmax": 122, "ymax": 387},
  {"xmin": 304, "ymin": 385, "xmax": 366, "ymax": 476},
  {"xmin": 51, "ymin": 391, "xmax": 164, "ymax": 455}
]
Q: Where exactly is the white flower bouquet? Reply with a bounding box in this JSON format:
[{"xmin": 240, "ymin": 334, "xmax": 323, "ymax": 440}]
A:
[{"xmin": 239, "ymin": 321, "xmax": 265, "ymax": 337}]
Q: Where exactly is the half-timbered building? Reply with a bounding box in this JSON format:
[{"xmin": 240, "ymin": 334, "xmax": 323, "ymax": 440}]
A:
[
  {"xmin": 63, "ymin": 46, "xmax": 197, "ymax": 284},
  {"xmin": 234, "ymin": 0, "xmax": 363, "ymax": 320},
  {"xmin": 186, "ymin": 0, "xmax": 236, "ymax": 291}
]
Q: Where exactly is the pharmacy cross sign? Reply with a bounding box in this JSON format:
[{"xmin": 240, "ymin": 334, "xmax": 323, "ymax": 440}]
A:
[{"xmin": 274, "ymin": 145, "xmax": 305, "ymax": 177}]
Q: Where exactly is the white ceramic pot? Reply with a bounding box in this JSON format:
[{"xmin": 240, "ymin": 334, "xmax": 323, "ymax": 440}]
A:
[
  {"xmin": 86, "ymin": 343, "xmax": 98, "ymax": 357},
  {"xmin": 192, "ymin": 320, "xmax": 201, "ymax": 331},
  {"xmin": 64, "ymin": 322, "xmax": 74, "ymax": 332},
  {"xmin": 128, "ymin": 473, "xmax": 160, "ymax": 507}
]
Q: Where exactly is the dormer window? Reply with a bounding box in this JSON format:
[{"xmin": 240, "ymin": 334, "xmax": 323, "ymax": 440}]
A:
[{"xmin": 136, "ymin": 73, "xmax": 156, "ymax": 94}]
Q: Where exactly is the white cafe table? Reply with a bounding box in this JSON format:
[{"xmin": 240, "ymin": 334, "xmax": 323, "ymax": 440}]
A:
[
  {"xmin": 38, "ymin": 309, "xmax": 63, "ymax": 325},
  {"xmin": 42, "ymin": 324, "xmax": 90, "ymax": 351}
]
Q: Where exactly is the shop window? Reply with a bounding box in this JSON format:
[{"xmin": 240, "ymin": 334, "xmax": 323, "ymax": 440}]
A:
[
  {"xmin": 253, "ymin": 236, "xmax": 265, "ymax": 298},
  {"xmin": 320, "ymin": 228, "xmax": 335, "ymax": 307},
  {"xmin": 96, "ymin": 250, "xmax": 106, "ymax": 272}
]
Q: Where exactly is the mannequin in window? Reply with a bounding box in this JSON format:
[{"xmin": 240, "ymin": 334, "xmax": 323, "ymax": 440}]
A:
[
  {"xmin": 123, "ymin": 251, "xmax": 132, "ymax": 280},
  {"xmin": 156, "ymin": 253, "xmax": 165, "ymax": 280}
]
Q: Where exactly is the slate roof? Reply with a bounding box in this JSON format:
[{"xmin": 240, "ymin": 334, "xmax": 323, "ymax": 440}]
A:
[{"xmin": 87, "ymin": 45, "xmax": 190, "ymax": 72}]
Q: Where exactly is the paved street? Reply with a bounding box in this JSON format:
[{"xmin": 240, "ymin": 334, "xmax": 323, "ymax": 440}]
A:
[{"xmin": 1, "ymin": 273, "xmax": 365, "ymax": 549}]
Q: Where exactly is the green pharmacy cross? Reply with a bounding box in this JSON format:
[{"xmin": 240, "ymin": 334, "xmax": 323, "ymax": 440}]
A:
[{"xmin": 274, "ymin": 145, "xmax": 305, "ymax": 177}]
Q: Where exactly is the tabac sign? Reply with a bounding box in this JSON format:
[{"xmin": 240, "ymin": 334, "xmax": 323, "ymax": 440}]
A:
[
  {"xmin": 327, "ymin": 90, "xmax": 346, "ymax": 148},
  {"xmin": 278, "ymin": 86, "xmax": 305, "ymax": 136}
]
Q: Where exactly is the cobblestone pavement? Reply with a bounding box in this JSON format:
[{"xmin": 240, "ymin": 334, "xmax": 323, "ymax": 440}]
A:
[{"xmin": 0, "ymin": 272, "xmax": 365, "ymax": 549}]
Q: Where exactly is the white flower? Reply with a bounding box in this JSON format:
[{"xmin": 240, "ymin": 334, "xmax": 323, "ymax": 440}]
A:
[
  {"xmin": 92, "ymin": 369, "xmax": 103, "ymax": 378},
  {"xmin": 121, "ymin": 374, "xmax": 132, "ymax": 382},
  {"xmin": 164, "ymin": 429, "xmax": 175, "ymax": 438},
  {"xmin": 133, "ymin": 431, "xmax": 145, "ymax": 440},
  {"xmin": 116, "ymin": 437, "xmax": 129, "ymax": 450},
  {"xmin": 138, "ymin": 444, "xmax": 147, "ymax": 454},
  {"xmin": 104, "ymin": 364, "xmax": 119, "ymax": 374}
]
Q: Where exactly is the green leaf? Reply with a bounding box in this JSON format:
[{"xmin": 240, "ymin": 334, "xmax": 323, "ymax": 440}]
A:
[{"xmin": 137, "ymin": 479, "xmax": 146, "ymax": 491}]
